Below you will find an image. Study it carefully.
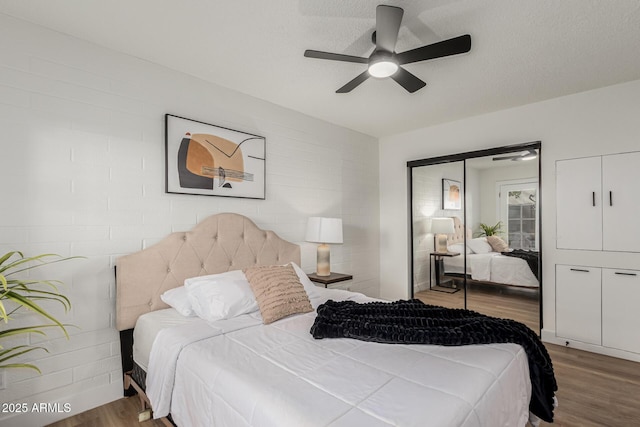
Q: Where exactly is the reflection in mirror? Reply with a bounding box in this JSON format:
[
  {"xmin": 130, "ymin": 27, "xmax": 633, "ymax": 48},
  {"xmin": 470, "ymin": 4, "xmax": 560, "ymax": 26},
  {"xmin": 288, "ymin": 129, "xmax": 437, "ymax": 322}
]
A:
[
  {"xmin": 409, "ymin": 144, "xmax": 541, "ymax": 335},
  {"xmin": 464, "ymin": 150, "xmax": 540, "ymax": 332},
  {"xmin": 412, "ymin": 161, "xmax": 465, "ymax": 310}
]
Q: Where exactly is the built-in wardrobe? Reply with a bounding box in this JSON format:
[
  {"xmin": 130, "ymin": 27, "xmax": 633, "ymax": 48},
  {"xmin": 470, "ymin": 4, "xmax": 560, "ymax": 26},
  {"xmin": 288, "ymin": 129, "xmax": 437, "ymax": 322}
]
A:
[
  {"xmin": 408, "ymin": 142, "xmax": 542, "ymax": 333},
  {"xmin": 555, "ymin": 151, "xmax": 640, "ymax": 357}
]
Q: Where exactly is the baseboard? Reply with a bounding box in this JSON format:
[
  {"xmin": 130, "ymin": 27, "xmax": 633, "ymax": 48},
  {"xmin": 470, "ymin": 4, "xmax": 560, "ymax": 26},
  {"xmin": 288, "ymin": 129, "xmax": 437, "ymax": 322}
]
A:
[
  {"xmin": 1, "ymin": 381, "xmax": 123, "ymax": 427},
  {"xmin": 541, "ymin": 328, "xmax": 640, "ymax": 363}
]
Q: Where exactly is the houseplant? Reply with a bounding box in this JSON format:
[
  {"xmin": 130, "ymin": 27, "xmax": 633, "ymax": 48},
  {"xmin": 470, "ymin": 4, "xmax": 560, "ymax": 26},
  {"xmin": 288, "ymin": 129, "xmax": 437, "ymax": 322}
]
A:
[
  {"xmin": 0, "ymin": 251, "xmax": 77, "ymax": 373},
  {"xmin": 476, "ymin": 221, "xmax": 503, "ymax": 237}
]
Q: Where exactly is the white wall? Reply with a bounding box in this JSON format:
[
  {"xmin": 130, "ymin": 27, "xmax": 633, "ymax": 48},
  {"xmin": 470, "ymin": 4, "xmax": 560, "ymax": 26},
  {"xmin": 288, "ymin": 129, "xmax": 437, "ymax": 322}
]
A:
[
  {"xmin": 0, "ymin": 14, "xmax": 379, "ymax": 426},
  {"xmin": 379, "ymin": 78, "xmax": 640, "ymax": 351}
]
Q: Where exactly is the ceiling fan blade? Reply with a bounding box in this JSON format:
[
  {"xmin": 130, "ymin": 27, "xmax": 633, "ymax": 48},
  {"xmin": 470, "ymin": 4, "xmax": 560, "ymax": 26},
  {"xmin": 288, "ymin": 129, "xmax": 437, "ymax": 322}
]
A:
[
  {"xmin": 376, "ymin": 5, "xmax": 404, "ymax": 52},
  {"xmin": 304, "ymin": 50, "xmax": 368, "ymax": 64},
  {"xmin": 336, "ymin": 70, "xmax": 370, "ymax": 93},
  {"xmin": 396, "ymin": 34, "xmax": 471, "ymax": 65},
  {"xmin": 390, "ymin": 67, "xmax": 426, "ymax": 93}
]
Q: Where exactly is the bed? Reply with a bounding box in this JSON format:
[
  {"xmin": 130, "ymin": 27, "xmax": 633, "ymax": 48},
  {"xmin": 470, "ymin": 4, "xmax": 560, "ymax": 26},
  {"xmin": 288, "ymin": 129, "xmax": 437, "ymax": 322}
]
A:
[
  {"xmin": 443, "ymin": 217, "xmax": 539, "ymax": 288},
  {"xmin": 116, "ymin": 213, "xmax": 545, "ymax": 426}
]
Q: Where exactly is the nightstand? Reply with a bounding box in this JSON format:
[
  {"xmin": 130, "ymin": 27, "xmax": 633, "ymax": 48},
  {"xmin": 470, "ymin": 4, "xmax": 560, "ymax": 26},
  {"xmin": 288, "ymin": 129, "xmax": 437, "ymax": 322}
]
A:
[
  {"xmin": 429, "ymin": 252, "xmax": 460, "ymax": 292},
  {"xmin": 307, "ymin": 272, "xmax": 353, "ymax": 288}
]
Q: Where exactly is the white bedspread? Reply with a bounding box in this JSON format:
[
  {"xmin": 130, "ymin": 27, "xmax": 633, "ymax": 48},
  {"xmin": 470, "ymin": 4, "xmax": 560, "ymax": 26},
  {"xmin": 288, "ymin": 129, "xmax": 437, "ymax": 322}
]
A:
[
  {"xmin": 443, "ymin": 252, "xmax": 539, "ymax": 288},
  {"xmin": 146, "ymin": 289, "xmax": 532, "ymax": 426}
]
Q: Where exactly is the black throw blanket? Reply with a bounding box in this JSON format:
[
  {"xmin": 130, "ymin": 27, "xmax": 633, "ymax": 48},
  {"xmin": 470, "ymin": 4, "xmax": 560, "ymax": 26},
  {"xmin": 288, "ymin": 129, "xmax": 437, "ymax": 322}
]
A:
[
  {"xmin": 501, "ymin": 249, "xmax": 540, "ymax": 280},
  {"xmin": 311, "ymin": 299, "xmax": 557, "ymax": 423}
]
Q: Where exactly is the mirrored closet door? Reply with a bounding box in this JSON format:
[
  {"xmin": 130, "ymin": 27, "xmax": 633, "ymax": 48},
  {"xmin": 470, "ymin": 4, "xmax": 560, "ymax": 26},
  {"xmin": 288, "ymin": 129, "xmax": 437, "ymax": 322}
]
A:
[{"xmin": 409, "ymin": 142, "xmax": 542, "ymax": 333}]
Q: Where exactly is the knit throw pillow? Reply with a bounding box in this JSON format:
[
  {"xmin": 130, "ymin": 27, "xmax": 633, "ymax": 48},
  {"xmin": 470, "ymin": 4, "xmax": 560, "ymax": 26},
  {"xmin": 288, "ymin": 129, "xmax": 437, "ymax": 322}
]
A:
[
  {"xmin": 486, "ymin": 235, "xmax": 509, "ymax": 252},
  {"xmin": 244, "ymin": 264, "xmax": 313, "ymax": 324}
]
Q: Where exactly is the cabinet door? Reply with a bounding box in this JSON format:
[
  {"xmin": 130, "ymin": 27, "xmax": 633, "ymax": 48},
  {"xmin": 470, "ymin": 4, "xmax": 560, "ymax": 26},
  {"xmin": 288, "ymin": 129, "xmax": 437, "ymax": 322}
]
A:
[
  {"xmin": 556, "ymin": 265, "xmax": 601, "ymax": 345},
  {"xmin": 602, "ymin": 268, "xmax": 640, "ymax": 353},
  {"xmin": 556, "ymin": 157, "xmax": 602, "ymax": 250},
  {"xmin": 602, "ymin": 152, "xmax": 640, "ymax": 252}
]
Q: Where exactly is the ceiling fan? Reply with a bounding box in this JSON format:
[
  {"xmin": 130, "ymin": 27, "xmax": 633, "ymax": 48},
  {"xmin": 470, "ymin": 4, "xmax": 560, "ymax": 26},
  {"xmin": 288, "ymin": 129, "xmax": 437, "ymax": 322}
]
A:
[
  {"xmin": 303, "ymin": 5, "xmax": 471, "ymax": 93},
  {"xmin": 493, "ymin": 150, "xmax": 538, "ymax": 162}
]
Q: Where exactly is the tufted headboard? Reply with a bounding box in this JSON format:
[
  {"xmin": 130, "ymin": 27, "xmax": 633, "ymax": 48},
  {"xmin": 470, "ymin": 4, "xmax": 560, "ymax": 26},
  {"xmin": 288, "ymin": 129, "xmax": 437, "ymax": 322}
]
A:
[
  {"xmin": 446, "ymin": 216, "xmax": 472, "ymax": 245},
  {"xmin": 115, "ymin": 212, "xmax": 300, "ymax": 331}
]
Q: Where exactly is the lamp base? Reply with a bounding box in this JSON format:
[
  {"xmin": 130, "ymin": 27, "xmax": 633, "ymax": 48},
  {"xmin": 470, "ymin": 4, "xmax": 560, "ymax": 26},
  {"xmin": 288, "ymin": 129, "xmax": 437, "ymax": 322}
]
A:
[
  {"xmin": 316, "ymin": 243, "xmax": 330, "ymax": 276},
  {"xmin": 435, "ymin": 234, "xmax": 449, "ymax": 253}
]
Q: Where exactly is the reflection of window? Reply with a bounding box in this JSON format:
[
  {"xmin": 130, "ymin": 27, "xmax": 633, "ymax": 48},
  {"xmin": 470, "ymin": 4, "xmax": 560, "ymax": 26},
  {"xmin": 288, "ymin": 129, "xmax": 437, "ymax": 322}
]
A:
[
  {"xmin": 499, "ymin": 181, "xmax": 538, "ymax": 250},
  {"xmin": 508, "ymin": 191, "xmax": 536, "ymax": 250}
]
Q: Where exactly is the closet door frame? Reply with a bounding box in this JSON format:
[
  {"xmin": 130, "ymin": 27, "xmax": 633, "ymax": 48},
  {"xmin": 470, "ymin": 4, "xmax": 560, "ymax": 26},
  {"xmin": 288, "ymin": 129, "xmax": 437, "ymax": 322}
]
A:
[{"xmin": 407, "ymin": 141, "xmax": 543, "ymax": 331}]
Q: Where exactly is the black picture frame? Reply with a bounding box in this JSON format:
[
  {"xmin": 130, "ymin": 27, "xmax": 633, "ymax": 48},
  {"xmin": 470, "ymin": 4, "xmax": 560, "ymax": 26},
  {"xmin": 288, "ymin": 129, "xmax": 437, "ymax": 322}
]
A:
[
  {"xmin": 165, "ymin": 114, "xmax": 266, "ymax": 199},
  {"xmin": 442, "ymin": 178, "xmax": 461, "ymax": 210}
]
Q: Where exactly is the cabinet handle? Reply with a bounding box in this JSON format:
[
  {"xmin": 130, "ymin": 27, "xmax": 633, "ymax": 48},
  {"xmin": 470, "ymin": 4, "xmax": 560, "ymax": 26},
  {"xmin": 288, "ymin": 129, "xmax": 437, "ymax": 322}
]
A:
[
  {"xmin": 614, "ymin": 272, "xmax": 637, "ymax": 276},
  {"xmin": 592, "ymin": 192, "xmax": 596, "ymax": 207},
  {"xmin": 609, "ymin": 191, "xmax": 613, "ymax": 206},
  {"xmin": 570, "ymin": 268, "xmax": 590, "ymax": 272}
]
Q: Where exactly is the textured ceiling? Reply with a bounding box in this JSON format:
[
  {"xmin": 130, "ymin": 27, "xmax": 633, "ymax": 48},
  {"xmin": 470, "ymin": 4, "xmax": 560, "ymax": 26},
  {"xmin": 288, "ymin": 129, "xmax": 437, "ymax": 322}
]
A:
[{"xmin": 1, "ymin": 0, "xmax": 640, "ymax": 137}]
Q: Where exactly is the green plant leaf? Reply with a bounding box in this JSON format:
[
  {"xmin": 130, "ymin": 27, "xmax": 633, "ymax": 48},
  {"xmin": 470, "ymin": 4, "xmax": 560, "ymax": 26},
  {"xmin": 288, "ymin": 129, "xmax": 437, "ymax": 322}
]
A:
[
  {"xmin": 0, "ymin": 345, "xmax": 48, "ymax": 363},
  {"xmin": 0, "ymin": 362, "xmax": 42, "ymax": 373},
  {"xmin": 0, "ymin": 251, "xmax": 79, "ymax": 372},
  {"xmin": 3, "ymin": 291, "xmax": 69, "ymax": 338}
]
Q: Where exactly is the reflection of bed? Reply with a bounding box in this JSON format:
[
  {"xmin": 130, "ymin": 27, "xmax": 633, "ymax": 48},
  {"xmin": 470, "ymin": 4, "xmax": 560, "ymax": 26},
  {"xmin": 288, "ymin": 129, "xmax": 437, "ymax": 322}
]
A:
[
  {"xmin": 443, "ymin": 252, "xmax": 539, "ymax": 288},
  {"xmin": 116, "ymin": 213, "xmax": 538, "ymax": 426},
  {"xmin": 444, "ymin": 218, "xmax": 539, "ymax": 288}
]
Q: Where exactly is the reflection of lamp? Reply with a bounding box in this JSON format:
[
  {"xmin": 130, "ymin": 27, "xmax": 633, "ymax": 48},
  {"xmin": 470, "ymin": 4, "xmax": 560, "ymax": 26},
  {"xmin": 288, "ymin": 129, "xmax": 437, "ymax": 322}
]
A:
[
  {"xmin": 305, "ymin": 217, "xmax": 343, "ymax": 276},
  {"xmin": 431, "ymin": 217, "xmax": 454, "ymax": 253}
]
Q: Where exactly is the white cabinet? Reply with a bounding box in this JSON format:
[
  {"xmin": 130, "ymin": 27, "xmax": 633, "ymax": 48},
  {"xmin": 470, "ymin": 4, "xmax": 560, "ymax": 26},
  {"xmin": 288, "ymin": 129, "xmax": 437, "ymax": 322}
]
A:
[
  {"xmin": 602, "ymin": 268, "xmax": 640, "ymax": 354},
  {"xmin": 602, "ymin": 152, "xmax": 640, "ymax": 252},
  {"xmin": 556, "ymin": 152, "xmax": 640, "ymax": 252},
  {"xmin": 556, "ymin": 156, "xmax": 602, "ymax": 250},
  {"xmin": 557, "ymin": 264, "xmax": 640, "ymax": 355},
  {"xmin": 555, "ymin": 265, "xmax": 601, "ymax": 345}
]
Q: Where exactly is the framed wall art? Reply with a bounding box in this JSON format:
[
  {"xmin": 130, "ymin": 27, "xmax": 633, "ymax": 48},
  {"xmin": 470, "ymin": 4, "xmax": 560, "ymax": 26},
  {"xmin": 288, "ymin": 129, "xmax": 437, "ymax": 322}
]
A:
[
  {"xmin": 165, "ymin": 114, "xmax": 266, "ymax": 199},
  {"xmin": 442, "ymin": 178, "xmax": 461, "ymax": 210}
]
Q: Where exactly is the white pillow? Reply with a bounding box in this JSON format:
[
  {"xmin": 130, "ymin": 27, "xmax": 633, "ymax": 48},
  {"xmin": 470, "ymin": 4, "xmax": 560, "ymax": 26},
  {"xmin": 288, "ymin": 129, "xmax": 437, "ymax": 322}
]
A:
[
  {"xmin": 467, "ymin": 237, "xmax": 493, "ymax": 254},
  {"xmin": 184, "ymin": 263, "xmax": 316, "ymax": 322},
  {"xmin": 160, "ymin": 286, "xmax": 196, "ymax": 317},
  {"xmin": 446, "ymin": 243, "xmax": 472, "ymax": 254},
  {"xmin": 185, "ymin": 270, "xmax": 258, "ymax": 322}
]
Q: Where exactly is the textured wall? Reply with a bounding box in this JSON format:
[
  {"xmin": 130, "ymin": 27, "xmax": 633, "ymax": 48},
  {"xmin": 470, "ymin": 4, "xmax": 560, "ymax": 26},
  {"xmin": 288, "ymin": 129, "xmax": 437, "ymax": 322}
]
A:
[{"xmin": 0, "ymin": 14, "xmax": 379, "ymax": 426}]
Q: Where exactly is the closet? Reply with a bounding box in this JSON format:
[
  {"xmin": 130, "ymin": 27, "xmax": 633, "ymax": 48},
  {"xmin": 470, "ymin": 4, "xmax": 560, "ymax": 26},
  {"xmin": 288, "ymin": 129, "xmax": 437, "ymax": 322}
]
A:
[
  {"xmin": 556, "ymin": 151, "xmax": 640, "ymax": 252},
  {"xmin": 408, "ymin": 141, "xmax": 542, "ymax": 333}
]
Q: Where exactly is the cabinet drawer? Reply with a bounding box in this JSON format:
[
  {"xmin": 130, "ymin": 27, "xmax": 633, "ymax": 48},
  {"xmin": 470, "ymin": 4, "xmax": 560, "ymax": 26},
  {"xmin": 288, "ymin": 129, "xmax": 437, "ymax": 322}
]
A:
[{"xmin": 555, "ymin": 265, "xmax": 601, "ymax": 345}]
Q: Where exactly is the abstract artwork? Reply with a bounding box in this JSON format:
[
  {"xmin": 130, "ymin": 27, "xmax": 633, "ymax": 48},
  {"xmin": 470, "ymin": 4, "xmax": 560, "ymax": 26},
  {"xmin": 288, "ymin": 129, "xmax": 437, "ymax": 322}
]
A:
[
  {"xmin": 442, "ymin": 178, "xmax": 461, "ymax": 210},
  {"xmin": 165, "ymin": 114, "xmax": 265, "ymax": 199}
]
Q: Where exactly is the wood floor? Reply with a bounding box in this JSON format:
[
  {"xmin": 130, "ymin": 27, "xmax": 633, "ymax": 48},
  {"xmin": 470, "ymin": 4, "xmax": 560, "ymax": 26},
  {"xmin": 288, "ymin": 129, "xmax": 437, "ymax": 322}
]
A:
[
  {"xmin": 417, "ymin": 286, "xmax": 640, "ymax": 427},
  {"xmin": 49, "ymin": 287, "xmax": 640, "ymax": 427},
  {"xmin": 45, "ymin": 396, "xmax": 166, "ymax": 427},
  {"xmin": 416, "ymin": 281, "xmax": 541, "ymax": 332}
]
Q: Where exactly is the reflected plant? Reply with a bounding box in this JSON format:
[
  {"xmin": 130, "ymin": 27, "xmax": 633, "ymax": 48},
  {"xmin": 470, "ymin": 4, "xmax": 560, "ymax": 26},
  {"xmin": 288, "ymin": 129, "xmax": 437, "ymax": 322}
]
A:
[{"xmin": 476, "ymin": 222, "xmax": 503, "ymax": 237}]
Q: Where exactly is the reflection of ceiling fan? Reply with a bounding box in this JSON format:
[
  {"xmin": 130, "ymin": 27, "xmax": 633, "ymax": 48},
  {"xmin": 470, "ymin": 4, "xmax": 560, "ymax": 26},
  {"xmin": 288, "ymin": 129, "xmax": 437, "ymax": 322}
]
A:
[
  {"xmin": 303, "ymin": 5, "xmax": 471, "ymax": 93},
  {"xmin": 493, "ymin": 150, "xmax": 538, "ymax": 162}
]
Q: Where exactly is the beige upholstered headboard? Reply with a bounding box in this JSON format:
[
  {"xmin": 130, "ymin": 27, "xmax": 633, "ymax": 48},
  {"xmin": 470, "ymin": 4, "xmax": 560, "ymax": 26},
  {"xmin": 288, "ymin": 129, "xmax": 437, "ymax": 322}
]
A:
[
  {"xmin": 115, "ymin": 212, "xmax": 300, "ymax": 331},
  {"xmin": 446, "ymin": 216, "xmax": 472, "ymax": 245}
]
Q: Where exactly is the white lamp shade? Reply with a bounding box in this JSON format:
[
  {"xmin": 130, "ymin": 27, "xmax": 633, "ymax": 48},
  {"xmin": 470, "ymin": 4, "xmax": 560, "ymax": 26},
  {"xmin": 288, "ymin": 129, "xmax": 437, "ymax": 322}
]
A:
[
  {"xmin": 430, "ymin": 217, "xmax": 455, "ymax": 234},
  {"xmin": 305, "ymin": 217, "xmax": 343, "ymax": 244}
]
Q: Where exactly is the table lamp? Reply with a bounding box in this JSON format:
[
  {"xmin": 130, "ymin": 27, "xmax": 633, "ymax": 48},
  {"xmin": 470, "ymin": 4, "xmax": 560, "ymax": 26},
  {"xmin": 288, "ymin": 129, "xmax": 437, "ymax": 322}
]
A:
[
  {"xmin": 431, "ymin": 217, "xmax": 454, "ymax": 253},
  {"xmin": 305, "ymin": 217, "xmax": 343, "ymax": 276}
]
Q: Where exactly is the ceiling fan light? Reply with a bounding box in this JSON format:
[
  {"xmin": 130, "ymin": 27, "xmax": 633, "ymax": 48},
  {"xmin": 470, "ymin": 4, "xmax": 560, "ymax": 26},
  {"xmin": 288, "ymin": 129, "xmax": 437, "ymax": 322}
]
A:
[{"xmin": 368, "ymin": 60, "xmax": 398, "ymax": 78}]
